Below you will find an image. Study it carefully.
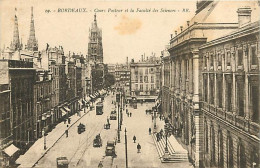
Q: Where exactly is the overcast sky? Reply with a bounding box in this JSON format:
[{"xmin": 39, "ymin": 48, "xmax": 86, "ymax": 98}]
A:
[
  {"xmin": 1, "ymin": 0, "xmax": 258, "ymax": 64},
  {"xmin": 0, "ymin": 0, "xmax": 198, "ymax": 63}
]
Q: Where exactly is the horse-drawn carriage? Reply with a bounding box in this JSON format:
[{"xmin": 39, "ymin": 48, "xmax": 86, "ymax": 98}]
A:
[{"xmin": 77, "ymin": 123, "xmax": 86, "ymax": 134}]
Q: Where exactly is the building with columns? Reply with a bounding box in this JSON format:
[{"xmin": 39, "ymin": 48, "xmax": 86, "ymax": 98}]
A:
[
  {"xmin": 161, "ymin": 1, "xmax": 259, "ymax": 167},
  {"xmin": 200, "ymin": 11, "xmax": 259, "ymax": 168}
]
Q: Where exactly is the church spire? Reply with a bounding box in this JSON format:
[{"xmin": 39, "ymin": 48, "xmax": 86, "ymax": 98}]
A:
[
  {"xmin": 27, "ymin": 6, "xmax": 38, "ymax": 51},
  {"xmin": 12, "ymin": 8, "xmax": 21, "ymax": 51}
]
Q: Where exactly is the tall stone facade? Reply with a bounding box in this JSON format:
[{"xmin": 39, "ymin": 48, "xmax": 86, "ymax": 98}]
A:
[
  {"xmin": 200, "ymin": 18, "xmax": 259, "ymax": 168},
  {"xmin": 161, "ymin": 1, "xmax": 259, "ymax": 167},
  {"xmin": 87, "ymin": 14, "xmax": 103, "ymax": 65}
]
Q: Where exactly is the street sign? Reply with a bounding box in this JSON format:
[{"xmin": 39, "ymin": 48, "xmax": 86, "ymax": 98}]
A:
[{"xmin": 116, "ymin": 93, "xmax": 120, "ymax": 102}]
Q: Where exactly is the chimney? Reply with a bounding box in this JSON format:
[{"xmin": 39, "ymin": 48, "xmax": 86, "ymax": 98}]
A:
[
  {"xmin": 237, "ymin": 7, "xmax": 252, "ymax": 28},
  {"xmin": 175, "ymin": 31, "xmax": 177, "ymax": 36},
  {"xmin": 180, "ymin": 26, "xmax": 183, "ymax": 32},
  {"xmin": 171, "ymin": 34, "xmax": 173, "ymax": 38}
]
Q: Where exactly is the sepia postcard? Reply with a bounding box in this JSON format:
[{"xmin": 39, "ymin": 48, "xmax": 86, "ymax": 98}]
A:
[{"xmin": 0, "ymin": 0, "xmax": 259, "ymax": 168}]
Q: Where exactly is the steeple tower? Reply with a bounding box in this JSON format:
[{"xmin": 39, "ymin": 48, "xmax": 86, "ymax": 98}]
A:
[
  {"xmin": 11, "ymin": 8, "xmax": 21, "ymax": 51},
  {"xmin": 88, "ymin": 14, "xmax": 103, "ymax": 65},
  {"xmin": 27, "ymin": 7, "xmax": 38, "ymax": 51}
]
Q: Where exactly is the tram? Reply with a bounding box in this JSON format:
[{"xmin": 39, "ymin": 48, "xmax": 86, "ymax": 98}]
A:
[{"xmin": 96, "ymin": 102, "xmax": 104, "ymax": 115}]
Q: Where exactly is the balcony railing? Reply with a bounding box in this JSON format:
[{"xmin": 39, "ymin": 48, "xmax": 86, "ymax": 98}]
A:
[{"xmin": 202, "ymin": 102, "xmax": 260, "ymax": 137}]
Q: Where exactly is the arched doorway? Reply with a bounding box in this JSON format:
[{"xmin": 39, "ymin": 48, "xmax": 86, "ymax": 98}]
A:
[
  {"xmin": 210, "ymin": 123, "xmax": 215, "ymax": 166},
  {"xmin": 237, "ymin": 139, "xmax": 246, "ymax": 168},
  {"xmin": 218, "ymin": 129, "xmax": 224, "ymax": 168},
  {"xmin": 227, "ymin": 132, "xmax": 233, "ymax": 168}
]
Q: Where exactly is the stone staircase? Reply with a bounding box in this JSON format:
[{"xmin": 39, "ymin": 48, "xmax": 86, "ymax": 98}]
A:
[{"xmin": 152, "ymin": 133, "xmax": 188, "ymax": 163}]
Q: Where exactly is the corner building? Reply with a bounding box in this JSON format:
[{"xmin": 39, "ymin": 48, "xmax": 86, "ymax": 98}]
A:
[
  {"xmin": 200, "ymin": 12, "xmax": 260, "ymax": 168},
  {"xmin": 162, "ymin": 1, "xmax": 260, "ymax": 167}
]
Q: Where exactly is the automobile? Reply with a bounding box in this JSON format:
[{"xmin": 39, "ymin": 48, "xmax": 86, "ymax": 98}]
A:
[
  {"xmin": 105, "ymin": 141, "xmax": 116, "ymax": 156},
  {"xmin": 77, "ymin": 123, "xmax": 86, "ymax": 134},
  {"xmin": 56, "ymin": 157, "xmax": 69, "ymax": 168},
  {"xmin": 93, "ymin": 134, "xmax": 102, "ymax": 147},
  {"xmin": 110, "ymin": 110, "xmax": 117, "ymax": 120}
]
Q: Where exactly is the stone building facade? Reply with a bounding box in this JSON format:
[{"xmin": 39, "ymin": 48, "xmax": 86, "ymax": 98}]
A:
[
  {"xmin": 200, "ymin": 18, "xmax": 259, "ymax": 168},
  {"xmin": 130, "ymin": 56, "xmax": 161, "ymax": 101},
  {"xmin": 161, "ymin": 1, "xmax": 259, "ymax": 167}
]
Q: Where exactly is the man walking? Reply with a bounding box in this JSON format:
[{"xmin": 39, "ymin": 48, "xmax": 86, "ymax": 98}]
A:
[
  {"xmin": 65, "ymin": 129, "xmax": 68, "ymax": 138},
  {"xmin": 133, "ymin": 135, "xmax": 136, "ymax": 143},
  {"xmin": 137, "ymin": 143, "xmax": 141, "ymax": 153}
]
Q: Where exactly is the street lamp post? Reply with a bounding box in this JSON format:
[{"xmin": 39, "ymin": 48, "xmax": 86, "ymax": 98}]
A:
[
  {"xmin": 154, "ymin": 109, "xmax": 157, "ymax": 129},
  {"xmin": 163, "ymin": 123, "xmax": 170, "ymax": 161},
  {"xmin": 42, "ymin": 129, "xmax": 46, "ymax": 150},
  {"xmin": 125, "ymin": 128, "xmax": 128, "ymax": 168},
  {"xmin": 117, "ymin": 102, "xmax": 120, "ymax": 143}
]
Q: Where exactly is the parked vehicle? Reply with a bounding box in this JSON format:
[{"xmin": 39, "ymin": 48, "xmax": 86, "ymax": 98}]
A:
[
  {"xmin": 96, "ymin": 102, "xmax": 103, "ymax": 115},
  {"xmin": 77, "ymin": 123, "xmax": 85, "ymax": 134},
  {"xmin": 56, "ymin": 157, "xmax": 69, "ymax": 168},
  {"xmin": 105, "ymin": 141, "xmax": 116, "ymax": 156}
]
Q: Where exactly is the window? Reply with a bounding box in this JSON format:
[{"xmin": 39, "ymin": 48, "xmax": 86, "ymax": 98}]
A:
[
  {"xmin": 135, "ymin": 84, "xmax": 138, "ymax": 90},
  {"xmin": 251, "ymin": 85, "xmax": 259, "ymax": 123},
  {"xmin": 218, "ymin": 53, "xmax": 222, "ymax": 66},
  {"xmin": 227, "ymin": 133, "xmax": 234, "ymax": 168},
  {"xmin": 150, "ymin": 68, "xmax": 154, "ymax": 72},
  {"xmin": 251, "ymin": 46, "xmax": 257, "ymax": 65},
  {"xmin": 140, "ymin": 84, "xmax": 143, "ymax": 91},
  {"xmin": 218, "ymin": 77, "xmax": 223, "ymax": 108},
  {"xmin": 210, "ymin": 75, "xmax": 215, "ymax": 104},
  {"xmin": 146, "ymin": 84, "xmax": 148, "ymax": 91},
  {"xmin": 238, "ymin": 49, "xmax": 243, "ymax": 66},
  {"xmin": 151, "ymin": 76, "xmax": 154, "ymax": 83},
  {"xmin": 144, "ymin": 76, "xmax": 148, "ymax": 83},
  {"xmin": 140, "ymin": 75, "xmax": 143, "ymax": 83},
  {"xmin": 226, "ymin": 51, "xmax": 231, "ymax": 66},
  {"xmin": 151, "ymin": 84, "xmax": 154, "ymax": 90},
  {"xmin": 210, "ymin": 54, "xmax": 214, "ymax": 67},
  {"xmin": 237, "ymin": 81, "xmax": 244, "ymax": 116},
  {"xmin": 204, "ymin": 75, "xmax": 208, "ymax": 102},
  {"xmin": 145, "ymin": 68, "xmax": 148, "ymax": 74},
  {"xmin": 210, "ymin": 125, "xmax": 215, "ymax": 166}
]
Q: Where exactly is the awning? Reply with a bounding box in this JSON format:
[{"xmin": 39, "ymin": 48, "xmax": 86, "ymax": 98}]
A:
[
  {"xmin": 63, "ymin": 106, "xmax": 71, "ymax": 113},
  {"xmin": 3, "ymin": 144, "xmax": 19, "ymax": 157},
  {"xmin": 60, "ymin": 108, "xmax": 67, "ymax": 117}
]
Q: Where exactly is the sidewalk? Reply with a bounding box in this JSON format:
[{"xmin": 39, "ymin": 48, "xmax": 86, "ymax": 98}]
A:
[
  {"xmin": 152, "ymin": 116, "xmax": 189, "ymax": 163},
  {"xmin": 16, "ymin": 108, "xmax": 91, "ymax": 168}
]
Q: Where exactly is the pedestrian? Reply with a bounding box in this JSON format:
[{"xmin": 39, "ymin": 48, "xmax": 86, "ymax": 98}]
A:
[
  {"xmin": 68, "ymin": 118, "xmax": 71, "ymax": 124},
  {"xmin": 130, "ymin": 112, "xmax": 132, "ymax": 117},
  {"xmin": 137, "ymin": 143, "xmax": 141, "ymax": 153},
  {"xmin": 133, "ymin": 135, "xmax": 136, "ymax": 143},
  {"xmin": 64, "ymin": 119, "xmax": 66, "ymax": 124},
  {"xmin": 65, "ymin": 129, "xmax": 68, "ymax": 137},
  {"xmin": 107, "ymin": 118, "xmax": 110, "ymax": 124},
  {"xmin": 159, "ymin": 115, "xmax": 162, "ymax": 121},
  {"xmin": 98, "ymin": 161, "xmax": 103, "ymax": 168},
  {"xmin": 149, "ymin": 128, "xmax": 151, "ymax": 135},
  {"xmin": 156, "ymin": 133, "xmax": 160, "ymax": 141},
  {"xmin": 127, "ymin": 113, "xmax": 129, "ymax": 117}
]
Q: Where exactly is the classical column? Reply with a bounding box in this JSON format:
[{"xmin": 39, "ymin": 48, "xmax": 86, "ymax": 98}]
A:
[{"xmin": 192, "ymin": 50, "xmax": 202, "ymax": 167}]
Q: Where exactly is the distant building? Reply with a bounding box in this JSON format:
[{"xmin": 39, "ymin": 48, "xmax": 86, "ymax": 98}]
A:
[
  {"xmin": 114, "ymin": 64, "xmax": 130, "ymax": 97},
  {"xmin": 130, "ymin": 55, "xmax": 161, "ymax": 102},
  {"xmin": 107, "ymin": 64, "xmax": 116, "ymax": 76}
]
